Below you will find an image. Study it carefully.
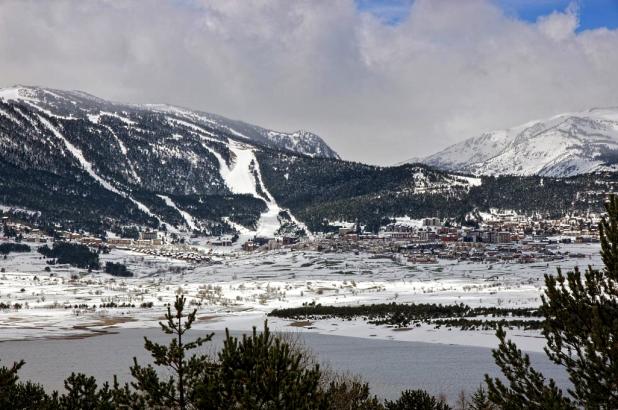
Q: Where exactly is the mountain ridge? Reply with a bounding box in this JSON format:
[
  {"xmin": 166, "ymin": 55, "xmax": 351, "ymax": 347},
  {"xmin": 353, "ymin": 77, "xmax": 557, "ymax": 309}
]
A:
[
  {"xmin": 1, "ymin": 85, "xmax": 482, "ymax": 236},
  {"xmin": 0, "ymin": 85, "xmax": 341, "ymax": 237},
  {"xmin": 416, "ymin": 107, "xmax": 618, "ymax": 177},
  {"xmin": 1, "ymin": 85, "xmax": 615, "ymax": 237},
  {"xmin": 0, "ymin": 85, "xmax": 340, "ymax": 160}
]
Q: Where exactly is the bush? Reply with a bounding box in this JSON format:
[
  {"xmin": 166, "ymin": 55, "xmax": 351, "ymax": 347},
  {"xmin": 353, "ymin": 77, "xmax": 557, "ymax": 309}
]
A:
[
  {"xmin": 38, "ymin": 242, "xmax": 99, "ymax": 270},
  {"xmin": 104, "ymin": 262, "xmax": 132, "ymax": 277}
]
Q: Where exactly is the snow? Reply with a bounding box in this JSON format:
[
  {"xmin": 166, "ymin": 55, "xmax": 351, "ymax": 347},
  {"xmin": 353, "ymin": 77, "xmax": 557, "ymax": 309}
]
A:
[
  {"xmin": 37, "ymin": 115, "xmax": 162, "ymax": 224},
  {"xmin": 390, "ymin": 216, "xmax": 425, "ymax": 228},
  {"xmin": 166, "ymin": 117, "xmax": 221, "ymax": 143},
  {"xmin": 223, "ymin": 142, "xmax": 261, "ymax": 196},
  {"xmin": 0, "ymin": 242, "xmax": 601, "ymax": 352},
  {"xmin": 456, "ymin": 175, "xmax": 482, "ymax": 187},
  {"xmin": 157, "ymin": 195, "xmax": 197, "ymax": 231},
  {"xmin": 199, "ymin": 139, "xmax": 311, "ymax": 238},
  {"xmin": 95, "ymin": 122, "xmax": 141, "ymax": 183},
  {"xmin": 0, "ymin": 86, "xmax": 72, "ymax": 120},
  {"xmin": 87, "ymin": 113, "xmax": 101, "ymax": 123},
  {"xmin": 37, "ymin": 115, "xmax": 119, "ymax": 194},
  {"xmin": 422, "ymin": 107, "xmax": 618, "ymax": 177},
  {"xmin": 0, "ymin": 108, "xmax": 20, "ymax": 124},
  {"xmin": 100, "ymin": 111, "xmax": 136, "ymax": 126},
  {"xmin": 0, "ymin": 204, "xmax": 40, "ymax": 216},
  {"xmin": 0, "ymin": 86, "xmax": 27, "ymax": 101}
]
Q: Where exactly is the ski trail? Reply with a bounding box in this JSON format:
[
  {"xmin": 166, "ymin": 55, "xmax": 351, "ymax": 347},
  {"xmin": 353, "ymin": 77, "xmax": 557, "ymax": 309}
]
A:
[
  {"xmin": 0, "ymin": 108, "xmax": 20, "ymax": 124},
  {"xmin": 213, "ymin": 140, "xmax": 312, "ymax": 238},
  {"xmin": 88, "ymin": 115, "xmax": 141, "ymax": 183},
  {"xmin": 36, "ymin": 115, "xmax": 163, "ymax": 225},
  {"xmin": 157, "ymin": 194, "xmax": 197, "ymax": 231},
  {"xmin": 251, "ymin": 152, "xmax": 314, "ymax": 239}
]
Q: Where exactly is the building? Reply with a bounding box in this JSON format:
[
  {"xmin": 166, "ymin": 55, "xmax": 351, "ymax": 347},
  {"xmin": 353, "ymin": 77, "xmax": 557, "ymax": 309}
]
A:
[{"xmin": 140, "ymin": 231, "xmax": 158, "ymax": 241}]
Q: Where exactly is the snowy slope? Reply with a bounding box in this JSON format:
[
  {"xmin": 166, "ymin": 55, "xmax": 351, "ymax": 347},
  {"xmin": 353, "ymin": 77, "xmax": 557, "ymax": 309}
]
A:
[
  {"xmin": 0, "ymin": 85, "xmax": 331, "ymax": 236},
  {"xmin": 419, "ymin": 108, "xmax": 618, "ymax": 177},
  {"xmin": 141, "ymin": 104, "xmax": 340, "ymax": 159}
]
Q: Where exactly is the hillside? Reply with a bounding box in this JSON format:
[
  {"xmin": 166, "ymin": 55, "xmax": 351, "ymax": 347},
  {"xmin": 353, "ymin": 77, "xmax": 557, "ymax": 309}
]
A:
[
  {"xmin": 258, "ymin": 149, "xmax": 618, "ymax": 232},
  {"xmin": 0, "ymin": 86, "xmax": 337, "ymax": 235},
  {"xmin": 420, "ymin": 108, "xmax": 618, "ymax": 177},
  {"xmin": 1, "ymin": 86, "xmax": 616, "ymax": 236}
]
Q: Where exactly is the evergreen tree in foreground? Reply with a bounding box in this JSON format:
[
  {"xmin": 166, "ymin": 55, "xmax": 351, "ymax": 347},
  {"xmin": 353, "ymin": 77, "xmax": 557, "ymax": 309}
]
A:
[
  {"xmin": 486, "ymin": 195, "xmax": 618, "ymax": 409},
  {"xmin": 0, "ymin": 294, "xmax": 456, "ymax": 409},
  {"xmin": 196, "ymin": 325, "xmax": 328, "ymax": 409},
  {"xmin": 384, "ymin": 389, "xmax": 451, "ymax": 409},
  {"xmin": 127, "ymin": 294, "xmax": 214, "ymax": 409}
]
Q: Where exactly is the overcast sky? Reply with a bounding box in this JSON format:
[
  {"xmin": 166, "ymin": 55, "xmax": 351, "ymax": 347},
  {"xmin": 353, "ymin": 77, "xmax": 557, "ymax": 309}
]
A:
[{"xmin": 1, "ymin": 0, "xmax": 618, "ymax": 165}]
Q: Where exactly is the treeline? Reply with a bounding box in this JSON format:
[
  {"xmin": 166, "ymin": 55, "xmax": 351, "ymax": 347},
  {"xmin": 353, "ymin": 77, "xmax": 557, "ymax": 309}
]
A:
[
  {"xmin": 0, "ymin": 243, "xmax": 30, "ymax": 255},
  {"xmin": 38, "ymin": 242, "xmax": 100, "ymax": 270},
  {"xmin": 269, "ymin": 302, "xmax": 543, "ymax": 331},
  {"xmin": 257, "ymin": 149, "xmax": 617, "ymax": 232}
]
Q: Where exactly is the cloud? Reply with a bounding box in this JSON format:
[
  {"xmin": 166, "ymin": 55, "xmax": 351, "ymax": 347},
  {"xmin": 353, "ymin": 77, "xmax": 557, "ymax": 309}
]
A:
[
  {"xmin": 537, "ymin": 1, "xmax": 579, "ymax": 40},
  {"xmin": 0, "ymin": 0, "xmax": 617, "ymax": 165}
]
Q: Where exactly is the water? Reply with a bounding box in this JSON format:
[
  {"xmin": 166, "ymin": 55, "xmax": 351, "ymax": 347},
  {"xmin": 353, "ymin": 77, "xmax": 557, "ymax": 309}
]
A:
[{"xmin": 0, "ymin": 328, "xmax": 568, "ymax": 402}]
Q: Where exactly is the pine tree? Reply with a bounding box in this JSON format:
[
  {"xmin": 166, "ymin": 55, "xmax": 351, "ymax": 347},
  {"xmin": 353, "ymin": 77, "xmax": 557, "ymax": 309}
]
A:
[
  {"xmin": 0, "ymin": 358, "xmax": 23, "ymax": 393},
  {"xmin": 0, "ymin": 359, "xmax": 54, "ymax": 409},
  {"xmin": 323, "ymin": 379, "xmax": 383, "ymax": 410},
  {"xmin": 467, "ymin": 386, "xmax": 495, "ymax": 410},
  {"xmin": 486, "ymin": 195, "xmax": 618, "ymax": 408},
  {"xmin": 384, "ymin": 389, "xmax": 451, "ymax": 410},
  {"xmin": 57, "ymin": 373, "xmax": 116, "ymax": 409},
  {"xmin": 126, "ymin": 294, "xmax": 213, "ymax": 409},
  {"xmin": 198, "ymin": 322, "xmax": 326, "ymax": 409}
]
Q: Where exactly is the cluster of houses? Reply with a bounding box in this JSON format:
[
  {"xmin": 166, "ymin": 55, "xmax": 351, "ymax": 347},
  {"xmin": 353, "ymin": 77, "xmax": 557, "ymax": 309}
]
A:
[
  {"xmin": 130, "ymin": 246, "xmax": 211, "ymax": 262},
  {"xmin": 379, "ymin": 213, "xmax": 601, "ymax": 245},
  {"xmin": 1, "ymin": 210, "xmax": 603, "ymax": 265},
  {"xmin": 241, "ymin": 235, "xmax": 299, "ymax": 252},
  {"xmin": 0, "ymin": 218, "xmax": 164, "ymax": 249},
  {"xmin": 288, "ymin": 212, "xmax": 601, "ymax": 264}
]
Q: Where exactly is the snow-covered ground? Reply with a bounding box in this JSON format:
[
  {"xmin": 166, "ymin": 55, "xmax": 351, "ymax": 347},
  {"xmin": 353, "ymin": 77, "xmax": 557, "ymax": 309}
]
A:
[{"xmin": 0, "ymin": 241, "xmax": 602, "ymax": 351}]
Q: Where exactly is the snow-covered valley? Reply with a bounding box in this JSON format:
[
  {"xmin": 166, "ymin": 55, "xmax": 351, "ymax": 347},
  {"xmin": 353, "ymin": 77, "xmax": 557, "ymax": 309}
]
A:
[{"xmin": 0, "ymin": 240, "xmax": 602, "ymax": 352}]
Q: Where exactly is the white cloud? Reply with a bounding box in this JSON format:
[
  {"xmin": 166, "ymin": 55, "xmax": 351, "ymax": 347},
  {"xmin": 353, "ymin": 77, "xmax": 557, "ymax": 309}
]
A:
[
  {"xmin": 0, "ymin": 0, "xmax": 617, "ymax": 165},
  {"xmin": 537, "ymin": 2, "xmax": 579, "ymax": 41}
]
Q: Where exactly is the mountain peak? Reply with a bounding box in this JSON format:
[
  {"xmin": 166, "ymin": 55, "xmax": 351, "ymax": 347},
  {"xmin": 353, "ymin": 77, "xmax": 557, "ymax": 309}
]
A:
[
  {"xmin": 416, "ymin": 107, "xmax": 618, "ymax": 177},
  {"xmin": 0, "ymin": 85, "xmax": 339, "ymax": 160}
]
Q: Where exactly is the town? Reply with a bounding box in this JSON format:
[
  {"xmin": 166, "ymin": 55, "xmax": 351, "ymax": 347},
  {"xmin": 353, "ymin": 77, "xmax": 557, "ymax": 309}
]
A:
[{"xmin": 1, "ymin": 208, "xmax": 601, "ymax": 266}]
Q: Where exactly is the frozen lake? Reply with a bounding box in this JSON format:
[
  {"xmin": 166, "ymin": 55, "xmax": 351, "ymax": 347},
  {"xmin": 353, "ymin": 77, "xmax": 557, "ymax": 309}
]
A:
[{"xmin": 0, "ymin": 327, "xmax": 569, "ymax": 402}]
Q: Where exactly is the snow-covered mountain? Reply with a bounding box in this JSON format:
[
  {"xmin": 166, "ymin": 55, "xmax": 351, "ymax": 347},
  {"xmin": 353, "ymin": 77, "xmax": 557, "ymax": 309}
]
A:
[
  {"xmin": 1, "ymin": 86, "xmax": 339, "ymax": 159},
  {"xmin": 0, "ymin": 85, "xmax": 339, "ymax": 236},
  {"xmin": 0, "ymin": 85, "xmax": 491, "ymax": 236},
  {"xmin": 419, "ymin": 108, "xmax": 618, "ymax": 177},
  {"xmin": 141, "ymin": 104, "xmax": 339, "ymax": 160}
]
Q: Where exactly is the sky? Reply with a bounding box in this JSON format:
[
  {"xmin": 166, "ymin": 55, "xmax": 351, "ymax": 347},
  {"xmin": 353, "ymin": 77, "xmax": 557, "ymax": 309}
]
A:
[{"xmin": 1, "ymin": 0, "xmax": 618, "ymax": 165}]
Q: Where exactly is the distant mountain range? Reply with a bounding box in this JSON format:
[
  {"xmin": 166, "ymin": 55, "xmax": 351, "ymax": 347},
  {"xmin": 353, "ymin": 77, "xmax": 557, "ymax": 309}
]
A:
[
  {"xmin": 418, "ymin": 108, "xmax": 618, "ymax": 177},
  {"xmin": 0, "ymin": 86, "xmax": 615, "ymax": 236}
]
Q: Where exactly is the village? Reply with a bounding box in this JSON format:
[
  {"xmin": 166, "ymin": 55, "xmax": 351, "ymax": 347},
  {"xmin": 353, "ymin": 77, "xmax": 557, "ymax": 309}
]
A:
[{"xmin": 1, "ymin": 209, "xmax": 602, "ymax": 266}]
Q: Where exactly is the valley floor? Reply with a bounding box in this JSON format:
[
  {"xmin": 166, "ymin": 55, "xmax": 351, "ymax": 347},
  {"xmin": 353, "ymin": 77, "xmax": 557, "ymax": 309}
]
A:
[{"xmin": 0, "ymin": 242, "xmax": 602, "ymax": 352}]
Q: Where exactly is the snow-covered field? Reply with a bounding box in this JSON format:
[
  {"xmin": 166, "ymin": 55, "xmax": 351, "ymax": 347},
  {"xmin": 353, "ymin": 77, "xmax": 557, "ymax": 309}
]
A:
[{"xmin": 0, "ymin": 241, "xmax": 602, "ymax": 351}]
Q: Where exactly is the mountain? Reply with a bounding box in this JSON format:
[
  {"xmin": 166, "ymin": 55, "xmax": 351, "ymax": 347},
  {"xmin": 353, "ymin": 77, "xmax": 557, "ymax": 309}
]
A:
[
  {"xmin": 1, "ymin": 85, "xmax": 615, "ymax": 236},
  {"xmin": 141, "ymin": 105, "xmax": 339, "ymax": 160},
  {"xmin": 0, "ymin": 85, "xmax": 339, "ymax": 236},
  {"xmin": 420, "ymin": 108, "xmax": 618, "ymax": 177}
]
